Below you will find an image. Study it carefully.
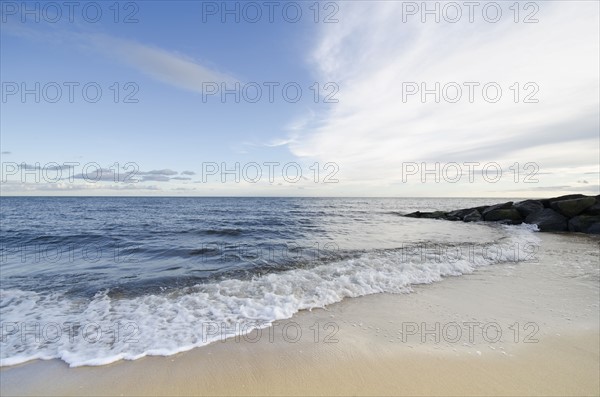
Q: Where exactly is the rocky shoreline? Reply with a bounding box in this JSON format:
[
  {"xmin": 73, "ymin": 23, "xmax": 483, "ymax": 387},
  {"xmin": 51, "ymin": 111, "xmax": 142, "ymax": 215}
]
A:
[{"xmin": 404, "ymin": 194, "xmax": 600, "ymax": 234}]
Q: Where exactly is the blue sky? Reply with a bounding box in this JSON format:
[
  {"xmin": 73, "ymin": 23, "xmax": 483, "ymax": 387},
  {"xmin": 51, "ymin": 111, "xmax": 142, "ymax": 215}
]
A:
[{"xmin": 1, "ymin": 1, "xmax": 599, "ymax": 196}]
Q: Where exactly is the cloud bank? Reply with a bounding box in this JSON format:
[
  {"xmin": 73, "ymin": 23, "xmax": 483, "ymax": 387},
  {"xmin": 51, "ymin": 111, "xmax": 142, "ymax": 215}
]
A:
[{"xmin": 289, "ymin": 1, "xmax": 599, "ymax": 194}]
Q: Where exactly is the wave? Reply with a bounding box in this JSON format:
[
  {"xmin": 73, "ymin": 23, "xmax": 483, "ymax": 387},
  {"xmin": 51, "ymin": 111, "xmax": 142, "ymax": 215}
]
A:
[{"xmin": 0, "ymin": 224, "xmax": 540, "ymax": 367}]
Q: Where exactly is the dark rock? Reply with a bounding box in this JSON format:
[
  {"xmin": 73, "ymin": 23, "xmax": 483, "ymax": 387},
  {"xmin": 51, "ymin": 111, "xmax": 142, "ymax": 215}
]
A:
[
  {"xmin": 420, "ymin": 211, "xmax": 448, "ymax": 219},
  {"xmin": 540, "ymin": 194, "xmax": 586, "ymax": 208},
  {"xmin": 551, "ymin": 197, "xmax": 596, "ymax": 218},
  {"xmin": 405, "ymin": 211, "xmax": 449, "ymax": 219},
  {"xmin": 588, "ymin": 223, "xmax": 600, "ymax": 234},
  {"xmin": 402, "ymin": 195, "xmax": 600, "ymax": 234},
  {"xmin": 568, "ymin": 215, "xmax": 600, "ymax": 234},
  {"xmin": 483, "ymin": 208, "xmax": 522, "ymax": 223},
  {"xmin": 525, "ymin": 208, "xmax": 568, "ymax": 232},
  {"xmin": 513, "ymin": 200, "xmax": 544, "ymax": 218},
  {"xmin": 481, "ymin": 202, "xmax": 513, "ymax": 217},
  {"xmin": 582, "ymin": 200, "xmax": 600, "ymax": 215},
  {"xmin": 463, "ymin": 210, "xmax": 482, "ymax": 222},
  {"xmin": 447, "ymin": 208, "xmax": 477, "ymax": 220}
]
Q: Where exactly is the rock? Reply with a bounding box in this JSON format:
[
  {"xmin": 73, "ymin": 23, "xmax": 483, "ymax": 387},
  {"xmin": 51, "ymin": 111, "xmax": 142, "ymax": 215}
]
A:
[
  {"xmin": 447, "ymin": 208, "xmax": 477, "ymax": 220},
  {"xmin": 483, "ymin": 208, "xmax": 522, "ymax": 223},
  {"xmin": 481, "ymin": 202, "xmax": 513, "ymax": 217},
  {"xmin": 463, "ymin": 210, "xmax": 482, "ymax": 222},
  {"xmin": 513, "ymin": 200, "xmax": 544, "ymax": 218},
  {"xmin": 551, "ymin": 197, "xmax": 596, "ymax": 218},
  {"xmin": 401, "ymin": 195, "xmax": 600, "ymax": 234},
  {"xmin": 419, "ymin": 211, "xmax": 448, "ymax": 219},
  {"xmin": 582, "ymin": 200, "xmax": 600, "ymax": 215},
  {"xmin": 525, "ymin": 208, "xmax": 568, "ymax": 232},
  {"xmin": 568, "ymin": 215, "xmax": 600, "ymax": 234},
  {"xmin": 540, "ymin": 194, "xmax": 586, "ymax": 208},
  {"xmin": 588, "ymin": 223, "xmax": 600, "ymax": 234},
  {"xmin": 405, "ymin": 211, "xmax": 448, "ymax": 219}
]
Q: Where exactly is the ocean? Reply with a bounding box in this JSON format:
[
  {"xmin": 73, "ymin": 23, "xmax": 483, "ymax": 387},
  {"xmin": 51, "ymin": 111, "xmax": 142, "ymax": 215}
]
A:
[{"xmin": 0, "ymin": 197, "xmax": 544, "ymax": 367}]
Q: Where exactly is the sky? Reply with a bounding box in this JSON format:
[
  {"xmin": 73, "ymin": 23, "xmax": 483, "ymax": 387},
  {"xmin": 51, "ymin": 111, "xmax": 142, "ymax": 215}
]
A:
[{"xmin": 1, "ymin": 0, "xmax": 599, "ymax": 197}]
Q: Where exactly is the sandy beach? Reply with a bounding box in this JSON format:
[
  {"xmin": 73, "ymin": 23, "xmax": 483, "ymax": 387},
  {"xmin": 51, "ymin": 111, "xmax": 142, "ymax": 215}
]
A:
[{"xmin": 1, "ymin": 232, "xmax": 598, "ymax": 396}]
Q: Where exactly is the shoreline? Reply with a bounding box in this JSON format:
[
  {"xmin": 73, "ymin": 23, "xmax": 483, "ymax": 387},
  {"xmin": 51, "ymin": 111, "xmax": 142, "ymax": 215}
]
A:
[{"xmin": 2, "ymin": 232, "xmax": 598, "ymax": 396}]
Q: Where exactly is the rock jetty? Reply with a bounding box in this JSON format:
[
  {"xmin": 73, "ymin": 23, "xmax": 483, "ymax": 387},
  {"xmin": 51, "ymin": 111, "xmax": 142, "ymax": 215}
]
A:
[{"xmin": 404, "ymin": 194, "xmax": 600, "ymax": 234}]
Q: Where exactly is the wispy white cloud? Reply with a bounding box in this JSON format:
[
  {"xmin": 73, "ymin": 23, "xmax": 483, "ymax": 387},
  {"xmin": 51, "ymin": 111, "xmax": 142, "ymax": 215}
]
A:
[
  {"xmin": 264, "ymin": 138, "xmax": 297, "ymax": 148},
  {"xmin": 87, "ymin": 34, "xmax": 237, "ymax": 93},
  {"xmin": 2, "ymin": 23, "xmax": 237, "ymax": 94},
  {"xmin": 290, "ymin": 1, "xmax": 600, "ymax": 193}
]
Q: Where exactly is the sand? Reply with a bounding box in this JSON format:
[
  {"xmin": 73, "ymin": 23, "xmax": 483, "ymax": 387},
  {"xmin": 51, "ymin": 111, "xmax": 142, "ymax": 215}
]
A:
[{"xmin": 1, "ymin": 232, "xmax": 598, "ymax": 396}]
